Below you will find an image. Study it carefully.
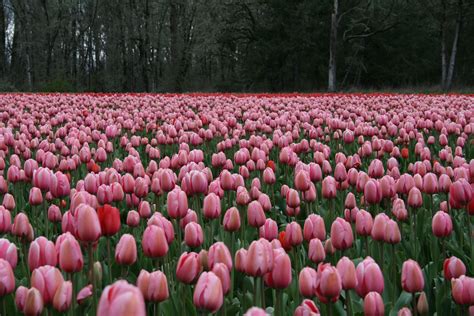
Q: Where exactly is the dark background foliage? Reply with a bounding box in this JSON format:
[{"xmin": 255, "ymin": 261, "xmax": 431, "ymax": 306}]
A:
[{"xmin": 0, "ymin": 0, "xmax": 473, "ymax": 92}]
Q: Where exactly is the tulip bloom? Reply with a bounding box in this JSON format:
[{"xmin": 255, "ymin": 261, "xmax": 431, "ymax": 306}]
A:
[
  {"xmin": 401, "ymin": 259, "xmax": 425, "ymax": 293},
  {"xmin": 97, "ymin": 280, "xmax": 146, "ymax": 316},
  {"xmin": 0, "ymin": 258, "xmax": 15, "ymax": 296},
  {"xmin": 247, "ymin": 201, "xmax": 266, "ymax": 228},
  {"xmin": 28, "ymin": 236, "xmax": 57, "ymax": 271},
  {"xmin": 443, "ymin": 256, "xmax": 466, "ymax": 280},
  {"xmin": 356, "ymin": 257, "xmax": 384, "ymax": 297},
  {"xmin": 137, "ymin": 270, "xmax": 169, "ymax": 302},
  {"xmin": 364, "ymin": 291, "xmax": 385, "ymax": 316},
  {"xmin": 330, "ymin": 217, "xmax": 353, "ymax": 250},
  {"xmin": 246, "ymin": 239, "xmax": 273, "ymax": 277},
  {"xmin": 193, "ymin": 272, "xmax": 224, "ymax": 313},
  {"xmin": 451, "ymin": 275, "xmax": 474, "ymax": 305},
  {"xmin": 208, "ymin": 242, "xmax": 232, "ymax": 270},
  {"xmin": 176, "ymin": 252, "xmax": 202, "ymax": 284},
  {"xmin": 142, "ymin": 225, "xmax": 168, "ymax": 258},
  {"xmin": 115, "ymin": 234, "xmax": 137, "ymax": 265},
  {"xmin": 265, "ymin": 249, "xmax": 292, "ymax": 289},
  {"xmin": 337, "ymin": 256, "xmax": 357, "ymax": 290},
  {"xmin": 203, "ymin": 193, "xmax": 221, "ymax": 219},
  {"xmin": 53, "ymin": 281, "xmax": 72, "ymax": 312},
  {"xmin": 75, "ymin": 203, "xmax": 101, "ymax": 242},
  {"xmin": 97, "ymin": 204, "xmax": 121, "ymax": 236},
  {"xmin": 0, "ymin": 238, "xmax": 18, "ymax": 268},
  {"xmin": 432, "ymin": 211, "xmax": 452, "ymax": 237},
  {"xmin": 315, "ymin": 263, "xmax": 342, "ymax": 303},
  {"xmin": 56, "ymin": 233, "xmax": 83, "ymax": 273},
  {"xmin": 30, "ymin": 265, "xmax": 64, "ymax": 305},
  {"xmin": 184, "ymin": 222, "xmax": 204, "ymax": 248},
  {"xmin": 304, "ymin": 214, "xmax": 326, "ymax": 241},
  {"xmin": 294, "ymin": 299, "xmax": 320, "ymax": 316}
]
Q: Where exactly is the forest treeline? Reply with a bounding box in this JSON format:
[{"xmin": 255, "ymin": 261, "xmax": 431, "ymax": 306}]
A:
[{"xmin": 0, "ymin": 0, "xmax": 473, "ymax": 92}]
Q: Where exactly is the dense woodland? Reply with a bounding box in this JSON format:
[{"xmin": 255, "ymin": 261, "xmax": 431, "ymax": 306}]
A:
[{"xmin": 0, "ymin": 0, "xmax": 473, "ymax": 92}]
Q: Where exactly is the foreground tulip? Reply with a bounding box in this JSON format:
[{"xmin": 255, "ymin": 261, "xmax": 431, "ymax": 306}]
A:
[
  {"xmin": 97, "ymin": 280, "xmax": 146, "ymax": 316},
  {"xmin": 30, "ymin": 265, "xmax": 64, "ymax": 305},
  {"xmin": 75, "ymin": 203, "xmax": 101, "ymax": 242},
  {"xmin": 294, "ymin": 299, "xmax": 320, "ymax": 316},
  {"xmin": 142, "ymin": 225, "xmax": 168, "ymax": 258},
  {"xmin": 28, "ymin": 236, "xmax": 57, "ymax": 271},
  {"xmin": 53, "ymin": 280, "xmax": 72, "ymax": 312},
  {"xmin": 212, "ymin": 263, "xmax": 231, "ymax": 294},
  {"xmin": 137, "ymin": 270, "xmax": 169, "ymax": 302},
  {"xmin": 364, "ymin": 291, "xmax": 384, "ymax": 316},
  {"xmin": 356, "ymin": 257, "xmax": 384, "ymax": 297},
  {"xmin": 23, "ymin": 287, "xmax": 44, "ymax": 316},
  {"xmin": 451, "ymin": 275, "xmax": 474, "ymax": 305},
  {"xmin": 337, "ymin": 256, "xmax": 357, "ymax": 290},
  {"xmin": 299, "ymin": 267, "xmax": 317, "ymax": 297},
  {"xmin": 443, "ymin": 256, "xmax": 466, "ymax": 280},
  {"xmin": 115, "ymin": 234, "xmax": 137, "ymax": 265},
  {"xmin": 176, "ymin": 252, "xmax": 201, "ymax": 284},
  {"xmin": 266, "ymin": 249, "xmax": 292, "ymax": 289},
  {"xmin": 193, "ymin": 272, "xmax": 224, "ymax": 313},
  {"xmin": 246, "ymin": 239, "xmax": 273, "ymax": 277},
  {"xmin": 401, "ymin": 259, "xmax": 425, "ymax": 293},
  {"xmin": 56, "ymin": 232, "xmax": 83, "ymax": 273},
  {"xmin": 315, "ymin": 263, "xmax": 342, "ymax": 303},
  {"xmin": 0, "ymin": 258, "xmax": 15, "ymax": 296},
  {"xmin": 244, "ymin": 307, "xmax": 267, "ymax": 316},
  {"xmin": 0, "ymin": 238, "xmax": 18, "ymax": 268}
]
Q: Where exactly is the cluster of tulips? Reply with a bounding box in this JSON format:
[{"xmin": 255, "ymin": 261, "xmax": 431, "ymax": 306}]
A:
[{"xmin": 0, "ymin": 93, "xmax": 472, "ymax": 316}]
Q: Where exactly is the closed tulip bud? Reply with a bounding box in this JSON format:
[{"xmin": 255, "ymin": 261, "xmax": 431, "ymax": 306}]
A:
[
  {"xmin": 23, "ymin": 287, "xmax": 44, "ymax": 316},
  {"xmin": 364, "ymin": 291, "xmax": 384, "ymax": 316},
  {"xmin": 244, "ymin": 307, "xmax": 267, "ymax": 316},
  {"xmin": 263, "ymin": 167, "xmax": 276, "ymax": 185},
  {"xmin": 184, "ymin": 222, "xmax": 204, "ymax": 248},
  {"xmin": 247, "ymin": 201, "xmax": 266, "ymax": 228},
  {"xmin": 356, "ymin": 257, "xmax": 384, "ymax": 297},
  {"xmin": 334, "ymin": 163, "xmax": 348, "ymax": 183},
  {"xmin": 142, "ymin": 225, "xmax": 168, "ymax": 258},
  {"xmin": 0, "ymin": 258, "xmax": 15, "ymax": 296},
  {"xmin": 450, "ymin": 179, "xmax": 472, "ymax": 208},
  {"xmin": 75, "ymin": 203, "xmax": 101, "ymax": 242},
  {"xmin": 29, "ymin": 187, "xmax": 43, "ymax": 206},
  {"xmin": 222, "ymin": 207, "xmax": 240, "ymax": 232},
  {"xmin": 443, "ymin": 256, "xmax": 466, "ymax": 280},
  {"xmin": 167, "ymin": 189, "xmax": 188, "ymax": 219},
  {"xmin": 266, "ymin": 249, "xmax": 292, "ymax": 289},
  {"xmin": 295, "ymin": 170, "xmax": 311, "ymax": 191},
  {"xmin": 97, "ymin": 280, "xmax": 146, "ymax": 316},
  {"xmin": 322, "ymin": 176, "xmax": 337, "ymax": 199},
  {"xmin": 286, "ymin": 221, "xmax": 303, "ymax": 246},
  {"xmin": 286, "ymin": 188, "xmax": 300, "ymax": 208},
  {"xmin": 193, "ymin": 272, "xmax": 223, "ymax": 313},
  {"xmin": 299, "ymin": 267, "xmax": 317, "ymax": 297},
  {"xmin": 15, "ymin": 286, "xmax": 28, "ymax": 312},
  {"xmin": 371, "ymin": 213, "xmax": 389, "ymax": 241},
  {"xmin": 176, "ymin": 252, "xmax": 201, "ymax": 284},
  {"xmin": 0, "ymin": 207, "xmax": 11, "ymax": 234},
  {"xmin": 28, "ymin": 236, "xmax": 57, "ymax": 271},
  {"xmin": 451, "ymin": 275, "xmax": 474, "ymax": 305},
  {"xmin": 137, "ymin": 270, "xmax": 169, "ymax": 302},
  {"xmin": 364, "ymin": 179, "xmax": 382, "ymax": 205},
  {"xmin": 259, "ymin": 218, "xmax": 278, "ymax": 241},
  {"xmin": 401, "ymin": 259, "xmax": 425, "ymax": 293},
  {"xmin": 355, "ymin": 209, "xmax": 373, "ymax": 236},
  {"xmin": 2, "ymin": 193, "xmax": 15, "ymax": 210},
  {"xmin": 330, "ymin": 217, "xmax": 353, "ymax": 250},
  {"xmin": 138, "ymin": 201, "xmax": 151, "ymax": 218},
  {"xmin": 97, "ymin": 204, "xmax": 121, "ymax": 236},
  {"xmin": 232, "ymin": 247, "xmax": 248, "ymax": 273},
  {"xmin": 345, "ymin": 192, "xmax": 357, "ymax": 209},
  {"xmin": 236, "ymin": 187, "xmax": 251, "ymax": 205},
  {"xmin": 203, "ymin": 193, "xmax": 221, "ymax": 219},
  {"xmin": 0, "ymin": 238, "xmax": 18, "ymax": 268},
  {"xmin": 47, "ymin": 205, "xmax": 62, "ymax": 223},
  {"xmin": 308, "ymin": 238, "xmax": 325, "ymax": 263},
  {"xmin": 30, "ymin": 265, "xmax": 64, "ymax": 305},
  {"xmin": 294, "ymin": 299, "xmax": 320, "ymax": 316},
  {"xmin": 315, "ymin": 263, "xmax": 342, "ymax": 303},
  {"xmin": 423, "ymin": 173, "xmax": 438, "ymax": 194},
  {"xmin": 212, "ymin": 263, "xmax": 231, "ymax": 294},
  {"xmin": 432, "ymin": 211, "xmax": 452, "ymax": 237},
  {"xmin": 115, "ymin": 234, "xmax": 137, "ymax": 265},
  {"xmin": 208, "ymin": 242, "xmax": 232, "ymax": 270},
  {"xmin": 417, "ymin": 291, "xmax": 428, "ymax": 315},
  {"xmin": 53, "ymin": 280, "xmax": 72, "ymax": 312},
  {"xmin": 384, "ymin": 219, "xmax": 401, "ymax": 244},
  {"xmin": 246, "ymin": 239, "xmax": 273, "ymax": 277},
  {"xmin": 337, "ymin": 256, "xmax": 357, "ymax": 290},
  {"xmin": 397, "ymin": 307, "xmax": 412, "ymax": 316},
  {"xmin": 407, "ymin": 187, "xmax": 423, "ymax": 208},
  {"xmin": 126, "ymin": 210, "xmax": 140, "ymax": 227},
  {"xmin": 304, "ymin": 214, "xmax": 326, "ymax": 241},
  {"xmin": 56, "ymin": 232, "xmax": 83, "ymax": 273}
]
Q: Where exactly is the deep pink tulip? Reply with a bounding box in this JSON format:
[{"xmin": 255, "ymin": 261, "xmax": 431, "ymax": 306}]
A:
[
  {"xmin": 443, "ymin": 256, "xmax": 466, "ymax": 280},
  {"xmin": 330, "ymin": 217, "xmax": 353, "ymax": 250},
  {"xmin": 401, "ymin": 259, "xmax": 425, "ymax": 293},
  {"xmin": 176, "ymin": 252, "xmax": 201, "ymax": 284},
  {"xmin": 451, "ymin": 275, "xmax": 474, "ymax": 305}
]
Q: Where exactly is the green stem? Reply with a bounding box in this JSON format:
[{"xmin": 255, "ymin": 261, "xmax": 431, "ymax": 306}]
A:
[
  {"xmin": 88, "ymin": 244, "xmax": 97, "ymax": 314},
  {"xmin": 413, "ymin": 293, "xmax": 417, "ymax": 316},
  {"xmin": 107, "ymin": 237, "xmax": 112, "ymax": 283},
  {"xmin": 276, "ymin": 289, "xmax": 284, "ymax": 316},
  {"xmin": 346, "ymin": 290, "xmax": 353, "ymax": 316}
]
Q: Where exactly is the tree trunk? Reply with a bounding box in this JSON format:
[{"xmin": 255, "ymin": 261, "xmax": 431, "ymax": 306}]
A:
[
  {"xmin": 440, "ymin": 0, "xmax": 447, "ymax": 90},
  {"xmin": 445, "ymin": 1, "xmax": 462, "ymax": 91},
  {"xmin": 328, "ymin": 0, "xmax": 338, "ymax": 92},
  {"xmin": 169, "ymin": 0, "xmax": 180, "ymax": 91},
  {"xmin": 0, "ymin": 0, "xmax": 5, "ymax": 78}
]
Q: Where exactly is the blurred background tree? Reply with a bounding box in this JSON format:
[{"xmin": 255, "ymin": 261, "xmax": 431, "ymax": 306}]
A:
[{"xmin": 0, "ymin": 0, "xmax": 473, "ymax": 92}]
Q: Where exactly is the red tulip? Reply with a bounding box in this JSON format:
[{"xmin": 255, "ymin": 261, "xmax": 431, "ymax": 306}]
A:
[{"xmin": 97, "ymin": 204, "xmax": 121, "ymax": 236}]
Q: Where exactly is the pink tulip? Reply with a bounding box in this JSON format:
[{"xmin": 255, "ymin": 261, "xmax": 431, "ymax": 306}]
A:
[
  {"xmin": 337, "ymin": 256, "xmax": 357, "ymax": 290},
  {"xmin": 432, "ymin": 211, "xmax": 452, "ymax": 237},
  {"xmin": 97, "ymin": 280, "xmax": 146, "ymax": 316},
  {"xmin": 115, "ymin": 234, "xmax": 137, "ymax": 265},
  {"xmin": 74, "ymin": 203, "xmax": 101, "ymax": 242},
  {"xmin": 184, "ymin": 222, "xmax": 204, "ymax": 248},
  {"xmin": 56, "ymin": 232, "xmax": 83, "ymax": 273},
  {"xmin": 142, "ymin": 225, "xmax": 168, "ymax": 258},
  {"xmin": 265, "ymin": 249, "xmax": 292, "ymax": 289},
  {"xmin": 356, "ymin": 257, "xmax": 384, "ymax": 297},
  {"xmin": 167, "ymin": 188, "xmax": 188, "ymax": 219},
  {"xmin": 299, "ymin": 267, "xmax": 317, "ymax": 297},
  {"xmin": 330, "ymin": 217, "xmax": 353, "ymax": 250},
  {"xmin": 0, "ymin": 207, "xmax": 11, "ymax": 233},
  {"xmin": 294, "ymin": 299, "xmax": 321, "ymax": 316},
  {"xmin": 364, "ymin": 179, "xmax": 382, "ymax": 205},
  {"xmin": 203, "ymin": 193, "xmax": 221, "ymax": 219},
  {"xmin": 52, "ymin": 280, "xmax": 72, "ymax": 312},
  {"xmin": 212, "ymin": 263, "xmax": 231, "ymax": 294},
  {"xmin": 28, "ymin": 236, "xmax": 57, "ymax": 271},
  {"xmin": 364, "ymin": 291, "xmax": 385, "ymax": 316},
  {"xmin": 176, "ymin": 252, "xmax": 201, "ymax": 284},
  {"xmin": 401, "ymin": 259, "xmax": 425, "ymax": 293},
  {"xmin": 193, "ymin": 272, "xmax": 224, "ymax": 313},
  {"xmin": 30, "ymin": 265, "xmax": 64, "ymax": 305},
  {"xmin": 285, "ymin": 221, "xmax": 303, "ymax": 246},
  {"xmin": 246, "ymin": 239, "xmax": 273, "ymax": 277},
  {"xmin": 304, "ymin": 214, "xmax": 326, "ymax": 241},
  {"xmin": 223, "ymin": 207, "xmax": 241, "ymax": 232},
  {"xmin": 0, "ymin": 238, "xmax": 17, "ymax": 268},
  {"xmin": 29, "ymin": 187, "xmax": 43, "ymax": 206},
  {"xmin": 315, "ymin": 263, "xmax": 342, "ymax": 303},
  {"xmin": 247, "ymin": 201, "xmax": 266, "ymax": 228},
  {"xmin": 451, "ymin": 275, "xmax": 474, "ymax": 305},
  {"xmin": 443, "ymin": 256, "xmax": 466, "ymax": 280},
  {"xmin": 136, "ymin": 270, "xmax": 169, "ymax": 302},
  {"xmin": 208, "ymin": 242, "xmax": 232, "ymax": 270},
  {"xmin": 322, "ymin": 176, "xmax": 337, "ymax": 199},
  {"xmin": 0, "ymin": 258, "xmax": 15, "ymax": 296},
  {"xmin": 308, "ymin": 238, "xmax": 325, "ymax": 264},
  {"xmin": 23, "ymin": 287, "xmax": 44, "ymax": 316}
]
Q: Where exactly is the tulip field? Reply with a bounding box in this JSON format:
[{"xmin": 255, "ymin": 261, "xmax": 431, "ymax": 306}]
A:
[{"xmin": 0, "ymin": 93, "xmax": 473, "ymax": 316}]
